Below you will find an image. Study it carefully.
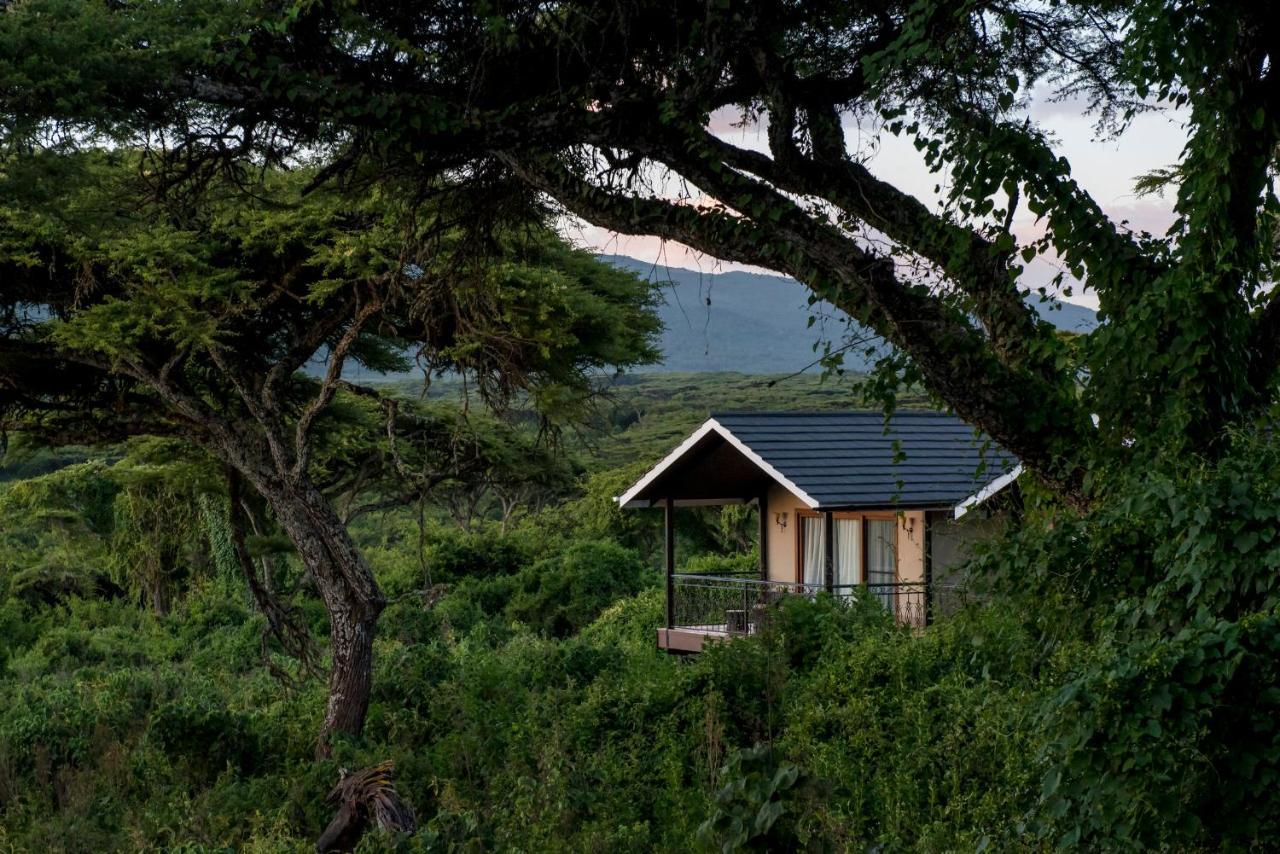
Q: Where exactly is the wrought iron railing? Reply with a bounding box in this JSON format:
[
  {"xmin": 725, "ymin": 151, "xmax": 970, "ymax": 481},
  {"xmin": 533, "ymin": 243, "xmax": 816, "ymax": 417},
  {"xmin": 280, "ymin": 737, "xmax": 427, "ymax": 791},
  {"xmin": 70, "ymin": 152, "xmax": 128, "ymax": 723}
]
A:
[
  {"xmin": 669, "ymin": 574, "xmax": 966, "ymax": 633},
  {"xmin": 866, "ymin": 580, "xmax": 922, "ymax": 628},
  {"xmin": 669, "ymin": 574, "xmax": 838, "ymax": 635}
]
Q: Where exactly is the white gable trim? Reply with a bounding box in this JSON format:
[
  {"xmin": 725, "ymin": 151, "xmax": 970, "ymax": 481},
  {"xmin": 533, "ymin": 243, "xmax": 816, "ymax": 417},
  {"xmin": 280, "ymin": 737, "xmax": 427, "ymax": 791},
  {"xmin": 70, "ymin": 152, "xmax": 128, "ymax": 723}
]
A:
[
  {"xmin": 616, "ymin": 417, "xmax": 820, "ymax": 510},
  {"xmin": 953, "ymin": 464, "xmax": 1023, "ymax": 519}
]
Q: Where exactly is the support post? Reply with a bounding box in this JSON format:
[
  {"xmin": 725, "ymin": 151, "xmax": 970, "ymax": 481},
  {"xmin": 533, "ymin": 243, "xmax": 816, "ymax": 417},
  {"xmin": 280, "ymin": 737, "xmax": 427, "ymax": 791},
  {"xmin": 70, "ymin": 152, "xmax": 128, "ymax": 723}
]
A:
[
  {"xmin": 923, "ymin": 511, "xmax": 934, "ymax": 628},
  {"xmin": 758, "ymin": 491, "xmax": 769, "ymax": 581},
  {"xmin": 664, "ymin": 496, "xmax": 675, "ymax": 630},
  {"xmin": 824, "ymin": 510, "xmax": 834, "ymax": 593}
]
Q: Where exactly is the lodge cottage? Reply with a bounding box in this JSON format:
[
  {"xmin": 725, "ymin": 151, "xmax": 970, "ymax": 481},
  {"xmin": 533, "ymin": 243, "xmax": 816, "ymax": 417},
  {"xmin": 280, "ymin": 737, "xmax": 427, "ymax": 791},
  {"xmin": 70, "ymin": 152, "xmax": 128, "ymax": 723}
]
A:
[{"xmin": 617, "ymin": 411, "xmax": 1021, "ymax": 652}]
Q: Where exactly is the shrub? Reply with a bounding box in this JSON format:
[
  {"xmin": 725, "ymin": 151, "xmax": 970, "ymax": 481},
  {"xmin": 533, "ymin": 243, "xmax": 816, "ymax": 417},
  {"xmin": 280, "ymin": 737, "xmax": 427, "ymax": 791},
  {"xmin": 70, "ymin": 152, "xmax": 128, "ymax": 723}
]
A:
[
  {"xmin": 681, "ymin": 550, "xmax": 760, "ymax": 577},
  {"xmin": 504, "ymin": 539, "xmax": 652, "ymax": 637},
  {"xmin": 697, "ymin": 744, "xmax": 825, "ymax": 853},
  {"xmin": 975, "ymin": 431, "xmax": 1280, "ymax": 849},
  {"xmin": 423, "ymin": 526, "xmax": 537, "ymax": 582}
]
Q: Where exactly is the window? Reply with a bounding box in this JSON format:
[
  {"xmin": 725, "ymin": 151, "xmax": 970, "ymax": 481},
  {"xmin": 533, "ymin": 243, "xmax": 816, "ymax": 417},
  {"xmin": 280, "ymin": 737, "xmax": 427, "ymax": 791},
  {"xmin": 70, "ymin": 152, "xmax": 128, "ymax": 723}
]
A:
[
  {"xmin": 798, "ymin": 513, "xmax": 894, "ymax": 593},
  {"xmin": 800, "ymin": 514, "xmax": 860, "ymax": 588},
  {"xmin": 833, "ymin": 518, "xmax": 861, "ymax": 588}
]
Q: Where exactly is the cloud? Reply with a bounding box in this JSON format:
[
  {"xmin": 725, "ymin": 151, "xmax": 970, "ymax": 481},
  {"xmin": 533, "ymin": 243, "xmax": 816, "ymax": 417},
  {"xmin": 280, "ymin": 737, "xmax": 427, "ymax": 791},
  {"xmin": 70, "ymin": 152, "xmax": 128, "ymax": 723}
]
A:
[
  {"xmin": 707, "ymin": 106, "xmax": 765, "ymax": 140},
  {"xmin": 568, "ymin": 224, "xmax": 773, "ymax": 277}
]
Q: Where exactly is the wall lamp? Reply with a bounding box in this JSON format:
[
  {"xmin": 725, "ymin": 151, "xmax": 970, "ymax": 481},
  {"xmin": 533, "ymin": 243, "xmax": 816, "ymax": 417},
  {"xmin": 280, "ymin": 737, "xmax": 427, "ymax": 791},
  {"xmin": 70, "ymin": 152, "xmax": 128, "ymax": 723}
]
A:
[{"xmin": 774, "ymin": 511, "xmax": 789, "ymax": 530}]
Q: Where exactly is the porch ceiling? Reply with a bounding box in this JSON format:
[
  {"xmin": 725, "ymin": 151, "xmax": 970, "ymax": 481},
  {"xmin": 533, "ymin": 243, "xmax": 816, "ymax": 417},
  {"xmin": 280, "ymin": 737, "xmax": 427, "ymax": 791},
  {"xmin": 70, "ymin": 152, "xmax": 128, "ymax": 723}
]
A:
[{"xmin": 620, "ymin": 429, "xmax": 779, "ymax": 508}]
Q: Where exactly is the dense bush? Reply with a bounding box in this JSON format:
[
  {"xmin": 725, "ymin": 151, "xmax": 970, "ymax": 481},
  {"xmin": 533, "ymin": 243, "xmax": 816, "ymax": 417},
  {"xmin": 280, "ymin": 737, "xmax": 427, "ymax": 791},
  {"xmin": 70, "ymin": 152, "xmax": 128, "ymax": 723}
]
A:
[
  {"xmin": 974, "ymin": 431, "xmax": 1280, "ymax": 849},
  {"xmin": 0, "ymin": 518, "xmax": 1045, "ymax": 850},
  {"xmin": 697, "ymin": 743, "xmax": 825, "ymax": 853},
  {"xmin": 504, "ymin": 539, "xmax": 652, "ymax": 636},
  {"xmin": 7, "ymin": 421, "xmax": 1280, "ymax": 850},
  {"xmin": 680, "ymin": 550, "xmax": 760, "ymax": 577}
]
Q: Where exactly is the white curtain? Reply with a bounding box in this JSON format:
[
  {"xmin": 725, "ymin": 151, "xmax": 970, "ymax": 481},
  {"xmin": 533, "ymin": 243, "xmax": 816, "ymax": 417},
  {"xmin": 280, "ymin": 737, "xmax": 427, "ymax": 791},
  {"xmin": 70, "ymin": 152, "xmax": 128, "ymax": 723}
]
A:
[
  {"xmin": 867, "ymin": 519, "xmax": 897, "ymax": 611},
  {"xmin": 802, "ymin": 516, "xmax": 826, "ymax": 587},
  {"xmin": 834, "ymin": 518, "xmax": 861, "ymax": 592}
]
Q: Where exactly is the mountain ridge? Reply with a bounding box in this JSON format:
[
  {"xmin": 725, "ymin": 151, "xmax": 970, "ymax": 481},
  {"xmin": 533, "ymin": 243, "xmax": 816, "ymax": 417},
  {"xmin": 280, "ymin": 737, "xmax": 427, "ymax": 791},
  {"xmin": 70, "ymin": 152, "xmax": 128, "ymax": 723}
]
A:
[{"xmin": 598, "ymin": 254, "xmax": 1098, "ymax": 375}]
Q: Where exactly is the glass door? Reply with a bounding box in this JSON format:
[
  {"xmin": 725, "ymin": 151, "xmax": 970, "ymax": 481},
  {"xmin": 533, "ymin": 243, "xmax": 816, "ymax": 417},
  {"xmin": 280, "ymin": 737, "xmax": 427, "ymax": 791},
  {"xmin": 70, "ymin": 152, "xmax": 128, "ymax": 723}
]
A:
[
  {"xmin": 833, "ymin": 518, "xmax": 861, "ymax": 594},
  {"xmin": 866, "ymin": 519, "xmax": 897, "ymax": 612},
  {"xmin": 801, "ymin": 515, "xmax": 826, "ymax": 587}
]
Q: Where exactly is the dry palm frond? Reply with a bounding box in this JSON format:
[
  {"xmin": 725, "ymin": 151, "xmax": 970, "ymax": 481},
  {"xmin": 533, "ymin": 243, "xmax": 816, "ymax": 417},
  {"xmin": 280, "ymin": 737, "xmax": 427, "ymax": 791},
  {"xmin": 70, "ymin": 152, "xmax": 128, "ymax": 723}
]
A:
[{"xmin": 316, "ymin": 760, "xmax": 417, "ymax": 852}]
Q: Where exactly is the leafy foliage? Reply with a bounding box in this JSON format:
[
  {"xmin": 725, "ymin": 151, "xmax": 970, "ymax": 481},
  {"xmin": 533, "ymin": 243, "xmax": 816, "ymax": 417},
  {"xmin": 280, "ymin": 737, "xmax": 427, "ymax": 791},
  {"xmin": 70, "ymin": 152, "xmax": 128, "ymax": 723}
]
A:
[
  {"xmin": 504, "ymin": 539, "xmax": 650, "ymax": 637},
  {"xmin": 698, "ymin": 744, "xmax": 824, "ymax": 853},
  {"xmin": 0, "ymin": 372, "xmax": 1046, "ymax": 849},
  {"xmin": 0, "ymin": 143, "xmax": 662, "ymax": 741},
  {"xmin": 0, "ymin": 534, "xmax": 1039, "ymax": 851},
  {"xmin": 973, "ymin": 430, "xmax": 1280, "ymax": 848},
  {"xmin": 5, "ymin": 374, "xmax": 1279, "ymax": 849}
]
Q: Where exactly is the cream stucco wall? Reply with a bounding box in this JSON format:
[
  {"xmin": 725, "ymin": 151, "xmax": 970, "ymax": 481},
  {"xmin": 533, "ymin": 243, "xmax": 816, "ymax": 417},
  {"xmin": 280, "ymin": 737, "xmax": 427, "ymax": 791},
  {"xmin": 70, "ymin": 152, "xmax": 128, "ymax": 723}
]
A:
[
  {"xmin": 895, "ymin": 511, "xmax": 926, "ymax": 585},
  {"xmin": 764, "ymin": 482, "xmax": 806, "ymax": 582}
]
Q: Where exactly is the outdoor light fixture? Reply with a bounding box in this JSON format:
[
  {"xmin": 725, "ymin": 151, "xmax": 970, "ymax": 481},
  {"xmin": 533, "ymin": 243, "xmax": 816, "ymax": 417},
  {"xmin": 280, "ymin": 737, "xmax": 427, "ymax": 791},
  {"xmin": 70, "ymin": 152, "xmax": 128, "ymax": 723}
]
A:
[{"xmin": 775, "ymin": 511, "xmax": 788, "ymax": 530}]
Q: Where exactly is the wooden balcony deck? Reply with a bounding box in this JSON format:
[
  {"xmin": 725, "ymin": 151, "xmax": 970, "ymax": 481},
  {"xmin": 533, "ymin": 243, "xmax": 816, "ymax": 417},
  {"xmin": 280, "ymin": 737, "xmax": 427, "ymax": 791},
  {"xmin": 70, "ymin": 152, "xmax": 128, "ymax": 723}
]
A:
[{"xmin": 656, "ymin": 627, "xmax": 724, "ymax": 653}]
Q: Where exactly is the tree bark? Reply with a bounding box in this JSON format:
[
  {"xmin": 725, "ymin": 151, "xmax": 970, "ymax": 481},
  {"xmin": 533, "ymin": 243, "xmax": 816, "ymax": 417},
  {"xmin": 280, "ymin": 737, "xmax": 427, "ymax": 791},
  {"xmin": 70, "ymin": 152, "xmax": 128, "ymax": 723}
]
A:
[
  {"xmin": 149, "ymin": 573, "xmax": 171, "ymax": 617},
  {"xmin": 322, "ymin": 604, "xmax": 378, "ymax": 741},
  {"xmin": 262, "ymin": 480, "xmax": 385, "ymax": 747},
  {"xmin": 235, "ymin": 469, "xmax": 385, "ymax": 751}
]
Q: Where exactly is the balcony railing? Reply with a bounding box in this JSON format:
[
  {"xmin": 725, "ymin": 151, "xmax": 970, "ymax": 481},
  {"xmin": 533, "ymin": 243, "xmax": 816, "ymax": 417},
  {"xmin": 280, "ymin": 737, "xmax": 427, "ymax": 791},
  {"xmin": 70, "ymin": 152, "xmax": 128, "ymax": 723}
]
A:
[{"xmin": 668, "ymin": 573, "xmax": 965, "ymax": 636}]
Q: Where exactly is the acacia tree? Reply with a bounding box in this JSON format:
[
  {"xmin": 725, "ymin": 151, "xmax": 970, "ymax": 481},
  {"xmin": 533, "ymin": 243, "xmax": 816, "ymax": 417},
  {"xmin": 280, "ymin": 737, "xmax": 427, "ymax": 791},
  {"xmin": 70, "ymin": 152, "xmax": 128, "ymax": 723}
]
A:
[
  {"xmin": 423, "ymin": 410, "xmax": 578, "ymax": 533},
  {"xmin": 8, "ymin": 0, "xmax": 1272, "ymax": 510},
  {"xmin": 0, "ymin": 151, "xmax": 658, "ymax": 743},
  {"xmin": 328, "ymin": 1, "xmax": 1276, "ymax": 510}
]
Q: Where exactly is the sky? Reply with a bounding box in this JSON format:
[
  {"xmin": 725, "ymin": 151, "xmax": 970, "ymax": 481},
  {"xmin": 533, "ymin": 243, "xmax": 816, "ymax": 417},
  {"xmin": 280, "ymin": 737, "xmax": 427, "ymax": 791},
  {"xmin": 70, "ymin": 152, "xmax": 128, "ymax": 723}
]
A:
[{"xmin": 571, "ymin": 97, "xmax": 1191, "ymax": 311}]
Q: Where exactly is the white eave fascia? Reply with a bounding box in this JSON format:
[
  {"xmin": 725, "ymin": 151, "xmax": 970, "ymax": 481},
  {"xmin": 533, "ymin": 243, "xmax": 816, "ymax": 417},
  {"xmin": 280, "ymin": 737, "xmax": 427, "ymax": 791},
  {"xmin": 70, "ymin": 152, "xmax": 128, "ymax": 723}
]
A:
[
  {"xmin": 953, "ymin": 463, "xmax": 1023, "ymax": 520},
  {"xmin": 616, "ymin": 417, "xmax": 821, "ymax": 510}
]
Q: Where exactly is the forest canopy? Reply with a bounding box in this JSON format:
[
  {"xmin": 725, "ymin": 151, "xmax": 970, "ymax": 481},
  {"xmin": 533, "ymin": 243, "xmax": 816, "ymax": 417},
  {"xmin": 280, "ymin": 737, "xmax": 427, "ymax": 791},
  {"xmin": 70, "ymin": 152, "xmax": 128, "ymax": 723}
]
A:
[{"xmin": 7, "ymin": 0, "xmax": 1277, "ymax": 505}]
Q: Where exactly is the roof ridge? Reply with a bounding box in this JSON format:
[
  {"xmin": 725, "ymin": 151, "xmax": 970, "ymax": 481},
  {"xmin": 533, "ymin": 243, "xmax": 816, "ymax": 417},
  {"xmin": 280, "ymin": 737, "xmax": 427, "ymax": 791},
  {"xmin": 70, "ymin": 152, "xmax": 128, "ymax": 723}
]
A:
[
  {"xmin": 711, "ymin": 409, "xmax": 957, "ymax": 418},
  {"xmin": 619, "ymin": 408, "xmax": 1019, "ymax": 513}
]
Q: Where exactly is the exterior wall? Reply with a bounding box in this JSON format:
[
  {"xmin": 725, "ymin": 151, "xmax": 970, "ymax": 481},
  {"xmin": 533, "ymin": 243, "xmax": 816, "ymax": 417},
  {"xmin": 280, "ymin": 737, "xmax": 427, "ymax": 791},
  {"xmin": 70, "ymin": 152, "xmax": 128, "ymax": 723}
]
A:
[
  {"xmin": 895, "ymin": 511, "xmax": 926, "ymax": 584},
  {"xmin": 928, "ymin": 510, "xmax": 1006, "ymax": 586},
  {"xmin": 764, "ymin": 482, "xmax": 805, "ymax": 582}
]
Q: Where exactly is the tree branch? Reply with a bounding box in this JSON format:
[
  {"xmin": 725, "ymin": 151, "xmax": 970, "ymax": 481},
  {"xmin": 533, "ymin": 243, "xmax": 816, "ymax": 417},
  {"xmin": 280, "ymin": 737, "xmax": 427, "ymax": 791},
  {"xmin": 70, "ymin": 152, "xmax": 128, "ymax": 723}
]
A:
[
  {"xmin": 684, "ymin": 123, "xmax": 1050, "ymax": 369},
  {"xmin": 510, "ymin": 152, "xmax": 1092, "ymax": 505},
  {"xmin": 292, "ymin": 287, "xmax": 383, "ymax": 479}
]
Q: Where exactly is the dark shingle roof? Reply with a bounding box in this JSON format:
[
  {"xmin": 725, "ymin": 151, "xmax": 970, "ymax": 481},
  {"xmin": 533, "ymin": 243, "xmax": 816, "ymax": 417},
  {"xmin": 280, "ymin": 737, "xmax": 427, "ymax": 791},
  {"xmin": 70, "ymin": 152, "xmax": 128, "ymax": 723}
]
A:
[{"xmin": 711, "ymin": 410, "xmax": 1017, "ymax": 509}]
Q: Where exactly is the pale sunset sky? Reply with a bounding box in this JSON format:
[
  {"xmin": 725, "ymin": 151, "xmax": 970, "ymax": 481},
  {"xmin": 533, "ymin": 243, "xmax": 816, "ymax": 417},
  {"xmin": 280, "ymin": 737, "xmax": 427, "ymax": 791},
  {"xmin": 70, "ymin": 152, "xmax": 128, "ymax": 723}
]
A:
[{"xmin": 572, "ymin": 96, "xmax": 1191, "ymax": 312}]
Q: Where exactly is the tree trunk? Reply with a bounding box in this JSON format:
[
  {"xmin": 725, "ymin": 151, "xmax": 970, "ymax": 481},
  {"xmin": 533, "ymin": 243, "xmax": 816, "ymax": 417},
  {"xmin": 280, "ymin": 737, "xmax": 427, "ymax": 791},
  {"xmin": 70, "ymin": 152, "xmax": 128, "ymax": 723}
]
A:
[
  {"xmin": 149, "ymin": 572, "xmax": 171, "ymax": 617},
  {"xmin": 324, "ymin": 606, "xmax": 378, "ymax": 738},
  {"xmin": 252, "ymin": 477, "xmax": 386, "ymax": 751},
  {"xmin": 225, "ymin": 471, "xmax": 320, "ymax": 678}
]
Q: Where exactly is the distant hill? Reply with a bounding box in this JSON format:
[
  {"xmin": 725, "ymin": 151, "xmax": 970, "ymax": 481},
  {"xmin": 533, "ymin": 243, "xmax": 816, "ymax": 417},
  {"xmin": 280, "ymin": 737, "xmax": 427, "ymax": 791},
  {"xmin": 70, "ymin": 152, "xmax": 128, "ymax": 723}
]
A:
[
  {"xmin": 600, "ymin": 254, "xmax": 1098, "ymax": 375},
  {"xmin": 341, "ymin": 253, "xmax": 1097, "ymax": 381}
]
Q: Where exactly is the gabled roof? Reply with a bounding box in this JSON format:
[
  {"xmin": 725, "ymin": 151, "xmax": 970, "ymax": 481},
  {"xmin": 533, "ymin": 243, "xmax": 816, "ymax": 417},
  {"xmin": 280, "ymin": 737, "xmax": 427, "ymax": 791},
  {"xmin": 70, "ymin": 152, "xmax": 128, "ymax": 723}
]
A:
[{"xmin": 618, "ymin": 410, "xmax": 1020, "ymax": 516}]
